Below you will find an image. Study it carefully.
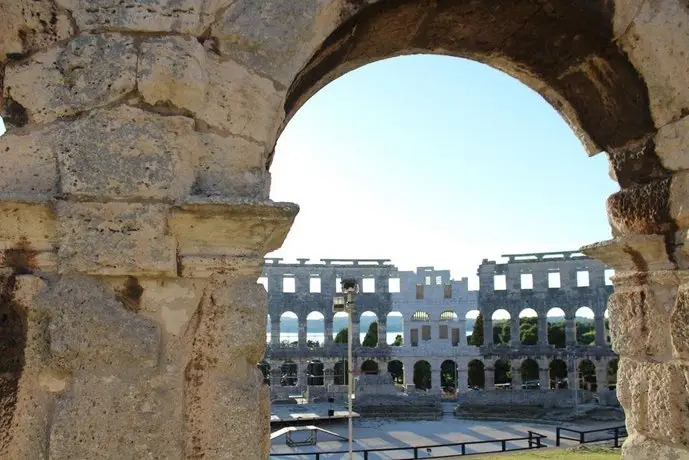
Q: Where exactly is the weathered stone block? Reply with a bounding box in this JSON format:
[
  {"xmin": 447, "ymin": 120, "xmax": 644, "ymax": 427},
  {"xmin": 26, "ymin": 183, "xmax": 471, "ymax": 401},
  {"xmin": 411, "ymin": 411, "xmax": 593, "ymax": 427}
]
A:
[
  {"xmin": 4, "ymin": 34, "xmax": 137, "ymax": 124},
  {"xmin": 607, "ymin": 285, "xmax": 674, "ymax": 360},
  {"xmin": 0, "ymin": 128, "xmax": 58, "ymax": 199},
  {"xmin": 0, "ymin": 1, "xmax": 73, "ymax": 62},
  {"xmin": 211, "ymin": 1, "xmax": 341, "ymax": 86},
  {"xmin": 199, "ymin": 56, "xmax": 284, "ymax": 145},
  {"xmin": 195, "ymin": 133, "xmax": 270, "ymax": 199},
  {"xmin": 45, "ymin": 277, "xmax": 161, "ymax": 372},
  {"xmin": 56, "ymin": 0, "xmax": 233, "ymax": 35},
  {"xmin": 617, "ymin": 0, "xmax": 689, "ymax": 127},
  {"xmin": 56, "ymin": 202, "xmax": 176, "ymax": 276},
  {"xmin": 49, "ymin": 374, "xmax": 181, "ymax": 459},
  {"xmin": 670, "ymin": 285, "xmax": 689, "ymax": 359},
  {"xmin": 56, "ymin": 106, "xmax": 198, "ymax": 201},
  {"xmin": 622, "ymin": 434, "xmax": 689, "ymax": 460},
  {"xmin": 137, "ymin": 278, "xmax": 206, "ymax": 337},
  {"xmin": 138, "ymin": 36, "xmax": 208, "ymax": 114},
  {"xmin": 0, "ymin": 202, "xmax": 57, "ymax": 272},
  {"xmin": 655, "ymin": 115, "xmax": 689, "ymax": 171}
]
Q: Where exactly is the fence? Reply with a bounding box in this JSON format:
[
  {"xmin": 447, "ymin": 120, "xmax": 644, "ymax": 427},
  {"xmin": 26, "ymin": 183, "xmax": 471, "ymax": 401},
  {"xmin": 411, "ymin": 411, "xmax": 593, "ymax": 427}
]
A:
[
  {"xmin": 270, "ymin": 431, "xmax": 547, "ymax": 459},
  {"xmin": 555, "ymin": 425, "xmax": 627, "ymax": 448}
]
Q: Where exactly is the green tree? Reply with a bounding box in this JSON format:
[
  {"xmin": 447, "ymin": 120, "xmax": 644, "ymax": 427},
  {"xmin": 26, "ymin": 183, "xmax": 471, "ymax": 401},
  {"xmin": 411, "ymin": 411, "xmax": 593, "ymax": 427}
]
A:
[
  {"xmin": 414, "ymin": 361, "xmax": 432, "ymax": 390},
  {"xmin": 494, "ymin": 360, "xmax": 511, "ymax": 385},
  {"xmin": 494, "ymin": 320, "xmax": 510, "ymax": 345},
  {"xmin": 468, "ymin": 360, "xmax": 485, "ymax": 389},
  {"xmin": 576, "ymin": 321, "xmax": 596, "ymax": 346},
  {"xmin": 392, "ymin": 334, "xmax": 403, "ymax": 346},
  {"xmin": 519, "ymin": 317, "xmax": 538, "ymax": 345},
  {"xmin": 520, "ymin": 359, "xmax": 539, "ymax": 381},
  {"xmin": 548, "ymin": 322, "xmax": 566, "ymax": 348},
  {"xmin": 469, "ymin": 313, "xmax": 484, "ymax": 346},
  {"xmin": 388, "ymin": 360, "xmax": 404, "ymax": 384},
  {"xmin": 362, "ymin": 321, "xmax": 378, "ymax": 347},
  {"xmin": 334, "ymin": 327, "xmax": 347, "ymax": 344}
]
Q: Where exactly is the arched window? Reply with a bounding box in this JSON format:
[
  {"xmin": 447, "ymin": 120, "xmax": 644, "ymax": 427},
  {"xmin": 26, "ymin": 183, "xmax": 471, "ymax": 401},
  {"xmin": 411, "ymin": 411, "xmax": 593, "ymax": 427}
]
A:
[{"xmin": 411, "ymin": 311, "xmax": 430, "ymax": 321}]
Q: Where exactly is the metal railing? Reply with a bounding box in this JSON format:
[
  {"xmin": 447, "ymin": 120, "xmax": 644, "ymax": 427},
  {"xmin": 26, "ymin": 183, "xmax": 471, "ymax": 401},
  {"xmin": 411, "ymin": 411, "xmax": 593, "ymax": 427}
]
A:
[
  {"xmin": 270, "ymin": 430, "xmax": 547, "ymax": 459},
  {"xmin": 555, "ymin": 425, "xmax": 627, "ymax": 448}
]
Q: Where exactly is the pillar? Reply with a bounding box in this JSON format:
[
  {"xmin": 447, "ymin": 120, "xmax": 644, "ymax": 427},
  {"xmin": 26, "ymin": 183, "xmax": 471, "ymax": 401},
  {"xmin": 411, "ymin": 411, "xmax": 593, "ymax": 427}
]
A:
[
  {"xmin": 351, "ymin": 319, "xmax": 361, "ymax": 346},
  {"xmin": 510, "ymin": 317, "xmax": 520, "ymax": 346},
  {"xmin": 431, "ymin": 367, "xmax": 442, "ymax": 391},
  {"xmin": 404, "ymin": 361, "xmax": 414, "ymax": 389},
  {"xmin": 297, "ymin": 359, "xmax": 308, "ymax": 388},
  {"xmin": 378, "ymin": 316, "xmax": 387, "ymax": 347},
  {"xmin": 298, "ymin": 318, "xmax": 307, "ymax": 348},
  {"xmin": 457, "ymin": 369, "xmax": 469, "ymax": 393},
  {"xmin": 539, "ymin": 366, "xmax": 550, "ymax": 390},
  {"xmin": 594, "ymin": 315, "xmax": 606, "ymax": 346},
  {"xmin": 324, "ymin": 317, "xmax": 334, "ymax": 346},
  {"xmin": 324, "ymin": 368, "xmax": 335, "ymax": 387},
  {"xmin": 595, "ymin": 360, "xmax": 609, "ymax": 394},
  {"xmin": 0, "ymin": 9, "xmax": 298, "ymax": 457},
  {"xmin": 271, "ymin": 319, "xmax": 281, "ymax": 346},
  {"xmin": 538, "ymin": 316, "xmax": 548, "ymax": 345},
  {"xmin": 565, "ymin": 314, "xmax": 577, "ymax": 346},
  {"xmin": 511, "ymin": 360, "xmax": 522, "ymax": 389},
  {"xmin": 484, "ymin": 367, "xmax": 495, "ymax": 391},
  {"xmin": 271, "ymin": 368, "xmax": 283, "ymax": 389},
  {"xmin": 483, "ymin": 316, "xmax": 493, "ymax": 346}
]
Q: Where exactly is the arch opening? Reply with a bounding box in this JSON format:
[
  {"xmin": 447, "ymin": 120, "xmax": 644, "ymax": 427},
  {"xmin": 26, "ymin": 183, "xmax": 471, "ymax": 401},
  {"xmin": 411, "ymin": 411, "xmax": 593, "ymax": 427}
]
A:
[
  {"xmin": 279, "ymin": 311, "xmax": 298, "ymax": 346},
  {"xmin": 307, "ymin": 360, "xmax": 324, "ymax": 385},
  {"xmin": 361, "ymin": 359, "xmax": 379, "ymax": 375},
  {"xmin": 520, "ymin": 359, "xmax": 539, "ymax": 388},
  {"xmin": 575, "ymin": 307, "xmax": 596, "ymax": 346},
  {"xmin": 413, "ymin": 360, "xmax": 432, "ymax": 390},
  {"xmin": 387, "ymin": 311, "xmax": 403, "ymax": 346},
  {"xmin": 466, "ymin": 310, "xmax": 482, "ymax": 346},
  {"xmin": 491, "ymin": 309, "xmax": 511, "ymax": 346},
  {"xmin": 549, "ymin": 359, "xmax": 568, "ymax": 389},
  {"xmin": 360, "ymin": 311, "xmax": 379, "ymax": 348},
  {"xmin": 388, "ymin": 360, "xmax": 404, "ymax": 385},
  {"xmin": 280, "ymin": 360, "xmax": 298, "ymax": 387},
  {"xmin": 333, "ymin": 311, "xmax": 349, "ymax": 343},
  {"xmin": 546, "ymin": 308, "xmax": 567, "ymax": 348},
  {"xmin": 518, "ymin": 308, "xmax": 538, "ymax": 346},
  {"xmin": 333, "ymin": 360, "xmax": 349, "ymax": 386},
  {"xmin": 494, "ymin": 359, "xmax": 511, "ymax": 387},
  {"xmin": 306, "ymin": 311, "xmax": 324, "ymax": 348},
  {"xmin": 441, "ymin": 360, "xmax": 457, "ymax": 393},
  {"xmin": 467, "ymin": 359, "xmax": 485, "ymax": 390}
]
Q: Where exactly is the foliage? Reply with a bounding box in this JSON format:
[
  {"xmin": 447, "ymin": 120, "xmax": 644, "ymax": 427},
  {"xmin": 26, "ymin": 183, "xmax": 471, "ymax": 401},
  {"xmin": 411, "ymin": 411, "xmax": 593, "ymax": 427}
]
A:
[
  {"xmin": 361, "ymin": 360, "xmax": 379, "ymax": 374},
  {"xmin": 520, "ymin": 359, "xmax": 539, "ymax": 381},
  {"xmin": 494, "ymin": 360, "xmax": 511, "ymax": 385},
  {"xmin": 334, "ymin": 360, "xmax": 348, "ymax": 385},
  {"xmin": 468, "ymin": 360, "xmax": 485, "ymax": 388},
  {"xmin": 307, "ymin": 361, "xmax": 324, "ymax": 385},
  {"xmin": 362, "ymin": 321, "xmax": 378, "ymax": 347},
  {"xmin": 306, "ymin": 339, "xmax": 320, "ymax": 348},
  {"xmin": 334, "ymin": 327, "xmax": 347, "ymax": 344},
  {"xmin": 469, "ymin": 313, "xmax": 484, "ymax": 346},
  {"xmin": 388, "ymin": 360, "xmax": 404, "ymax": 384},
  {"xmin": 392, "ymin": 334, "xmax": 403, "ymax": 346},
  {"xmin": 441, "ymin": 361, "xmax": 457, "ymax": 388},
  {"xmin": 257, "ymin": 361, "xmax": 270, "ymax": 385},
  {"xmin": 413, "ymin": 361, "xmax": 432, "ymax": 390},
  {"xmin": 519, "ymin": 317, "xmax": 538, "ymax": 345}
]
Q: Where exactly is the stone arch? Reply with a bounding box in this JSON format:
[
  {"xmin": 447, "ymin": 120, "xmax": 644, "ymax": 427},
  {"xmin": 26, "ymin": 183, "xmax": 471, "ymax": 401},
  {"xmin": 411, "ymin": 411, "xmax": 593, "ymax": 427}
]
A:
[
  {"xmin": 546, "ymin": 307, "xmax": 566, "ymax": 348},
  {"xmin": 575, "ymin": 307, "xmax": 596, "ymax": 346},
  {"xmin": 360, "ymin": 310, "xmax": 379, "ymax": 348},
  {"xmin": 491, "ymin": 309, "xmax": 510, "ymax": 345},
  {"xmin": 307, "ymin": 359, "xmax": 324, "ymax": 386},
  {"xmin": 279, "ymin": 311, "xmax": 298, "ymax": 345},
  {"xmin": 387, "ymin": 311, "xmax": 403, "ymax": 345},
  {"xmin": 579, "ymin": 359, "xmax": 597, "ymax": 392},
  {"xmin": 306, "ymin": 311, "xmax": 324, "ymax": 348},
  {"xmin": 521, "ymin": 358, "xmax": 539, "ymax": 384},
  {"xmin": 518, "ymin": 308, "xmax": 538, "ymax": 346},
  {"xmin": 413, "ymin": 360, "xmax": 432, "ymax": 390},
  {"xmin": 439, "ymin": 310, "xmax": 458, "ymax": 321},
  {"xmin": 332, "ymin": 311, "xmax": 349, "ymax": 343},
  {"xmin": 467, "ymin": 359, "xmax": 485, "ymax": 390},
  {"xmin": 387, "ymin": 359, "xmax": 404, "ymax": 384},
  {"xmin": 333, "ymin": 360, "xmax": 348, "ymax": 386},
  {"xmin": 361, "ymin": 359, "xmax": 379, "ymax": 375},
  {"xmin": 465, "ymin": 309, "xmax": 481, "ymax": 345},
  {"xmin": 280, "ymin": 360, "xmax": 298, "ymax": 387},
  {"xmin": 549, "ymin": 359, "xmax": 568, "ymax": 389},
  {"xmin": 410, "ymin": 311, "xmax": 430, "ymax": 322},
  {"xmin": 494, "ymin": 359, "xmax": 511, "ymax": 386},
  {"xmin": 440, "ymin": 360, "xmax": 457, "ymax": 391}
]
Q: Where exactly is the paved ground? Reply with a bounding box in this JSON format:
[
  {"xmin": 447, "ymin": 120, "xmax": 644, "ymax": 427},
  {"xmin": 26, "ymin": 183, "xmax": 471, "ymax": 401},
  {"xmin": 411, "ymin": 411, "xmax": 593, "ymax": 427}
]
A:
[{"xmin": 269, "ymin": 406, "xmax": 622, "ymax": 459}]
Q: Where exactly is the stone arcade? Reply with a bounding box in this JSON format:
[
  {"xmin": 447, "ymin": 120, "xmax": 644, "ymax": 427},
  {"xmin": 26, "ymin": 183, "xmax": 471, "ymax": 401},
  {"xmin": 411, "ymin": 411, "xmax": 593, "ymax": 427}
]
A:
[{"xmin": 1, "ymin": 1, "xmax": 689, "ymax": 459}]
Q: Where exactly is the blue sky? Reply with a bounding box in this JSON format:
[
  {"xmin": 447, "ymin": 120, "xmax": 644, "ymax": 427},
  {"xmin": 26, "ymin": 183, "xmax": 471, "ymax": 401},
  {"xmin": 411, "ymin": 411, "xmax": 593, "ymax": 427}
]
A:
[{"xmin": 268, "ymin": 55, "xmax": 618, "ymax": 290}]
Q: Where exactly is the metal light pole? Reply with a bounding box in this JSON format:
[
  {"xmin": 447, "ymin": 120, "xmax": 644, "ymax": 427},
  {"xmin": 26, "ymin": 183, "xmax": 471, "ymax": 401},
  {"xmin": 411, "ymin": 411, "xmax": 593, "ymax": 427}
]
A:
[{"xmin": 334, "ymin": 278, "xmax": 358, "ymax": 460}]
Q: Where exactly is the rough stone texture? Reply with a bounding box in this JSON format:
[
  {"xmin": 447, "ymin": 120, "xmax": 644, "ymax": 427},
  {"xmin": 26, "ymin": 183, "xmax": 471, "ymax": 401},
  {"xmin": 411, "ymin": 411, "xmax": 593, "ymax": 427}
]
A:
[
  {"xmin": 0, "ymin": 1, "xmax": 74, "ymax": 62},
  {"xmin": 616, "ymin": 0, "xmax": 689, "ymax": 128},
  {"xmin": 4, "ymin": 34, "xmax": 137, "ymax": 125},
  {"xmin": 55, "ymin": 105, "xmax": 198, "ymax": 201},
  {"xmin": 0, "ymin": 128, "xmax": 58, "ymax": 199},
  {"xmin": 56, "ymin": 202, "xmax": 177, "ymax": 277},
  {"xmin": 1, "ymin": 0, "xmax": 689, "ymax": 458},
  {"xmin": 56, "ymin": 0, "xmax": 234, "ymax": 35}
]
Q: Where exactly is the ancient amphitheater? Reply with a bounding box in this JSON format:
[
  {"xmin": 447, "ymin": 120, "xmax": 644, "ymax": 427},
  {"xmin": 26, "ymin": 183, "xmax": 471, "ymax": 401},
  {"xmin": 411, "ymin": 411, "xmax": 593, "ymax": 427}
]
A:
[
  {"xmin": 1, "ymin": 1, "xmax": 689, "ymax": 459},
  {"xmin": 263, "ymin": 251, "xmax": 617, "ymax": 408}
]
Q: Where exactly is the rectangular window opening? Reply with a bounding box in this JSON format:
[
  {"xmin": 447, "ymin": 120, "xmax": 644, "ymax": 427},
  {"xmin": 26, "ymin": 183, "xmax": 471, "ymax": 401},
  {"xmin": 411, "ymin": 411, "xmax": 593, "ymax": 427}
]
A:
[
  {"xmin": 548, "ymin": 272, "xmax": 561, "ymax": 289},
  {"xmin": 577, "ymin": 270, "xmax": 590, "ymax": 287},
  {"xmin": 362, "ymin": 277, "xmax": 375, "ymax": 293},
  {"xmin": 411, "ymin": 328, "xmax": 419, "ymax": 347},
  {"xmin": 452, "ymin": 328, "xmax": 460, "ymax": 346},
  {"xmin": 335, "ymin": 277, "xmax": 342, "ymax": 293},
  {"xmin": 439, "ymin": 324, "xmax": 448, "ymax": 339},
  {"xmin": 604, "ymin": 269, "xmax": 615, "ymax": 286},
  {"xmin": 388, "ymin": 278, "xmax": 401, "ymax": 293},
  {"xmin": 435, "ymin": 275, "xmax": 442, "ymax": 285},
  {"xmin": 283, "ymin": 277, "xmax": 296, "ymax": 293},
  {"xmin": 494, "ymin": 274, "xmax": 506, "ymax": 291},
  {"xmin": 520, "ymin": 273, "xmax": 533, "ymax": 290},
  {"xmin": 416, "ymin": 284, "xmax": 424, "ymax": 299},
  {"xmin": 309, "ymin": 277, "xmax": 321, "ymax": 293},
  {"xmin": 422, "ymin": 325, "xmax": 431, "ymax": 341},
  {"xmin": 443, "ymin": 284, "xmax": 452, "ymax": 299},
  {"xmin": 425, "ymin": 276, "xmax": 431, "ymax": 285}
]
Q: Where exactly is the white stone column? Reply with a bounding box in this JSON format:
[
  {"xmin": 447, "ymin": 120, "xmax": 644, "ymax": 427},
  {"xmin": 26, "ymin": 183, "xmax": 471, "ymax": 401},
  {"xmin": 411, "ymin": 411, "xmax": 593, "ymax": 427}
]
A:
[{"xmin": 538, "ymin": 316, "xmax": 548, "ymax": 345}]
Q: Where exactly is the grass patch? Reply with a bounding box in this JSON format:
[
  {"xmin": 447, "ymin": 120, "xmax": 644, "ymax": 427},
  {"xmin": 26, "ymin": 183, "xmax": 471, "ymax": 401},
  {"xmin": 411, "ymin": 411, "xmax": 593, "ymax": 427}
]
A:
[{"xmin": 471, "ymin": 446, "xmax": 619, "ymax": 459}]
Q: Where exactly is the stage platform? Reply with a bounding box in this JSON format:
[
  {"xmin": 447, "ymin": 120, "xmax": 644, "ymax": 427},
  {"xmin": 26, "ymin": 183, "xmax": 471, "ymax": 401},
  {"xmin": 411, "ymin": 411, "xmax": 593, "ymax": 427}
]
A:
[{"xmin": 270, "ymin": 402, "xmax": 360, "ymax": 429}]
